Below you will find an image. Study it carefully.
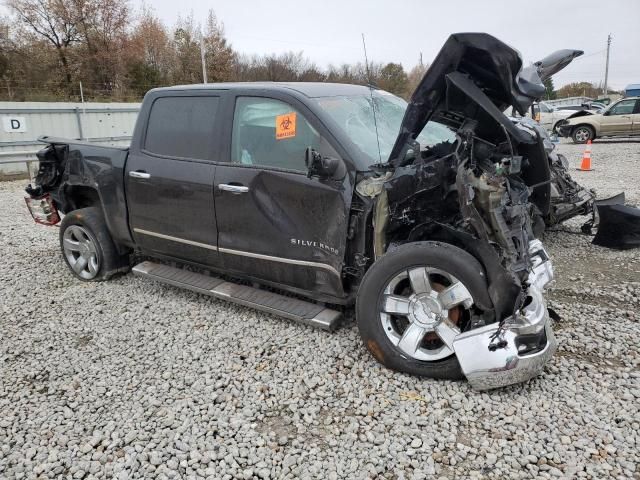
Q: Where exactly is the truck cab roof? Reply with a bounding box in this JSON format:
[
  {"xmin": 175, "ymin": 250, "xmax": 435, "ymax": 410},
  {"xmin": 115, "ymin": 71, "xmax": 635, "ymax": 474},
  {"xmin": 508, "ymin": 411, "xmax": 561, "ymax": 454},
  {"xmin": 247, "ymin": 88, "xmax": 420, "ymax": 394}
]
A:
[{"xmin": 149, "ymin": 82, "xmax": 374, "ymax": 99}]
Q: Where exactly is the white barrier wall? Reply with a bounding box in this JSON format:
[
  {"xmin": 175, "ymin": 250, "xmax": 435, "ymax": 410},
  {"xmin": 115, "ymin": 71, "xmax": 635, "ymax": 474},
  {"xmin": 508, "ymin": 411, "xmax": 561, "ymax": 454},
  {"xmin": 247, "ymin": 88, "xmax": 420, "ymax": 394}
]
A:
[{"xmin": 0, "ymin": 102, "xmax": 140, "ymax": 176}]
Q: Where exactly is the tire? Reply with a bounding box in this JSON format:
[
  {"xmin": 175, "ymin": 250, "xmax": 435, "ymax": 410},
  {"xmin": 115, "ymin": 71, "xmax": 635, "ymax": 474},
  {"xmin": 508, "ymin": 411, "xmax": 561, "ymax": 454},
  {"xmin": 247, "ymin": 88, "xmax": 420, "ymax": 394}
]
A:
[
  {"xmin": 59, "ymin": 207, "xmax": 129, "ymax": 281},
  {"xmin": 571, "ymin": 125, "xmax": 595, "ymax": 144},
  {"xmin": 356, "ymin": 241, "xmax": 490, "ymax": 380}
]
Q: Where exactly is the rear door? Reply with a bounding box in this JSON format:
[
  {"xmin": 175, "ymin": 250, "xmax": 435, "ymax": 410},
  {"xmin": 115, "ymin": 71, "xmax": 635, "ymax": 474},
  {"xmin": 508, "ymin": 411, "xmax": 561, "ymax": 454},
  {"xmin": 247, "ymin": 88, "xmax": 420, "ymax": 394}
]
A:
[
  {"xmin": 599, "ymin": 99, "xmax": 635, "ymax": 135},
  {"xmin": 213, "ymin": 92, "xmax": 352, "ymax": 299},
  {"xmin": 125, "ymin": 91, "xmax": 224, "ymax": 266}
]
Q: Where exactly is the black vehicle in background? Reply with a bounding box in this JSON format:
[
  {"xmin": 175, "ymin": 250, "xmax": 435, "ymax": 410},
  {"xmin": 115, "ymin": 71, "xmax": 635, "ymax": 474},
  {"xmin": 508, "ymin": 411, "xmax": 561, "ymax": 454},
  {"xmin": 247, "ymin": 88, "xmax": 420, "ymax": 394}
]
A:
[{"xmin": 25, "ymin": 33, "xmax": 590, "ymax": 390}]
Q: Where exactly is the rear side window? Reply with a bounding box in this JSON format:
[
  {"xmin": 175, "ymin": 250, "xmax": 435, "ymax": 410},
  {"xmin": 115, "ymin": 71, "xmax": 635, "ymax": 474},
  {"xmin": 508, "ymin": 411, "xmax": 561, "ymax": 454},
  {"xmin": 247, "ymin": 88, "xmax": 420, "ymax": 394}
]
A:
[{"xmin": 145, "ymin": 96, "xmax": 219, "ymax": 160}]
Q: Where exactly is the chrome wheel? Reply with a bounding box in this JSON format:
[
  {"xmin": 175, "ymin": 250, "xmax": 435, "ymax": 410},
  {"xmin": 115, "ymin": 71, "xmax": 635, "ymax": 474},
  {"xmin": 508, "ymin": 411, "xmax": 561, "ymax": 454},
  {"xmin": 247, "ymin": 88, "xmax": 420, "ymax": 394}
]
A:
[
  {"xmin": 62, "ymin": 225, "xmax": 100, "ymax": 280},
  {"xmin": 379, "ymin": 267, "xmax": 474, "ymax": 361},
  {"xmin": 574, "ymin": 127, "xmax": 591, "ymax": 142}
]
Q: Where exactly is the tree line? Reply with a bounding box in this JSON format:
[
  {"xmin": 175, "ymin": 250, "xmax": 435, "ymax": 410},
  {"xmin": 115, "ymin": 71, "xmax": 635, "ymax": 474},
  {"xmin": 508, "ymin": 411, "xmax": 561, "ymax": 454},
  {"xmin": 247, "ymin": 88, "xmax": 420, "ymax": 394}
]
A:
[
  {"xmin": 0, "ymin": 1, "xmax": 426, "ymax": 102},
  {"xmin": 0, "ymin": 1, "xmax": 611, "ymax": 104}
]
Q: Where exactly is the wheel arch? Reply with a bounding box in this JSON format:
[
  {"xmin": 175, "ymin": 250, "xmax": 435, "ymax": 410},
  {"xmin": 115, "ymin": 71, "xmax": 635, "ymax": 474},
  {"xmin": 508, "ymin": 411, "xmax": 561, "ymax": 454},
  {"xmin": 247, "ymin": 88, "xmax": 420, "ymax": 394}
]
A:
[
  {"xmin": 402, "ymin": 221, "xmax": 523, "ymax": 320},
  {"xmin": 572, "ymin": 123, "xmax": 597, "ymax": 138},
  {"xmin": 398, "ymin": 226, "xmax": 494, "ymax": 312},
  {"xmin": 61, "ymin": 184, "xmax": 131, "ymax": 256},
  {"xmin": 63, "ymin": 185, "xmax": 101, "ymax": 211}
]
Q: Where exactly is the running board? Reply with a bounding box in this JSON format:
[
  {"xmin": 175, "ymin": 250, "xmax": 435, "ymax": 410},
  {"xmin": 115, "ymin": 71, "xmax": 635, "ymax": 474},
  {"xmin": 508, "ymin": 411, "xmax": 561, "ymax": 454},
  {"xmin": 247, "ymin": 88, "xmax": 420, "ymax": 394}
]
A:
[{"xmin": 131, "ymin": 261, "xmax": 341, "ymax": 331}]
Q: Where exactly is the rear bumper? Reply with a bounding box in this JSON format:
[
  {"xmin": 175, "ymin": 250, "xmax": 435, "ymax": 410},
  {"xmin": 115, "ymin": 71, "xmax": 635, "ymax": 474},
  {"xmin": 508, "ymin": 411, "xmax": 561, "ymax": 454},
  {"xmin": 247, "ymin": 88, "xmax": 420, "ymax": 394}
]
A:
[{"xmin": 454, "ymin": 240, "xmax": 557, "ymax": 390}]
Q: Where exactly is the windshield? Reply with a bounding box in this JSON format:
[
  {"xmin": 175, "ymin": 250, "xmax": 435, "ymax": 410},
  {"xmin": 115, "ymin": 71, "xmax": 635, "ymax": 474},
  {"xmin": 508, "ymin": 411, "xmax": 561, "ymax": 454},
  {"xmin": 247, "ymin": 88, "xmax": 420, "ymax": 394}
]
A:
[{"xmin": 314, "ymin": 90, "xmax": 455, "ymax": 163}]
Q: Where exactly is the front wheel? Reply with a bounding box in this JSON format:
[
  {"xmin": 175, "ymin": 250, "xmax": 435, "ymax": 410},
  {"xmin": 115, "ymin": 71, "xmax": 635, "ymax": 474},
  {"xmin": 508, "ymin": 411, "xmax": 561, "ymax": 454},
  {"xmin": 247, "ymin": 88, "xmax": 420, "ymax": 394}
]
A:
[
  {"xmin": 572, "ymin": 125, "xmax": 595, "ymax": 143},
  {"xmin": 356, "ymin": 242, "xmax": 491, "ymax": 380}
]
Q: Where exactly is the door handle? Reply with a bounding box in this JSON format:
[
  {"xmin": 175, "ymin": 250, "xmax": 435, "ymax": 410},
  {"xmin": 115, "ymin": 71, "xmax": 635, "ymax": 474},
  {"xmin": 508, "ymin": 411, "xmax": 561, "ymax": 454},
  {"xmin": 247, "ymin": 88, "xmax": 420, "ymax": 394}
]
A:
[
  {"xmin": 129, "ymin": 171, "xmax": 151, "ymax": 179},
  {"xmin": 219, "ymin": 183, "xmax": 249, "ymax": 193}
]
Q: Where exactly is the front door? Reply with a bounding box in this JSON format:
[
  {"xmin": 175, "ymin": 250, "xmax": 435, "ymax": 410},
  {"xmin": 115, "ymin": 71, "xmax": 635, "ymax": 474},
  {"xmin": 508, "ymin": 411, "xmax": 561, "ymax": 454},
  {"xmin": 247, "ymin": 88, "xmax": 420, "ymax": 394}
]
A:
[
  {"xmin": 630, "ymin": 99, "xmax": 640, "ymax": 135},
  {"xmin": 125, "ymin": 92, "xmax": 223, "ymax": 266},
  {"xmin": 599, "ymin": 99, "xmax": 636, "ymax": 135},
  {"xmin": 213, "ymin": 95, "xmax": 351, "ymax": 299}
]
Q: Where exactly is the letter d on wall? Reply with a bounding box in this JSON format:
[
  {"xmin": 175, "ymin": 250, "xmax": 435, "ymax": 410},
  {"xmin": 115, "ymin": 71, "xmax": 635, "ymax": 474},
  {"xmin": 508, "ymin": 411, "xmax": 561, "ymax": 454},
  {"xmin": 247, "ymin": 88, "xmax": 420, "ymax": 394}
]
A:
[{"xmin": 2, "ymin": 116, "xmax": 27, "ymax": 133}]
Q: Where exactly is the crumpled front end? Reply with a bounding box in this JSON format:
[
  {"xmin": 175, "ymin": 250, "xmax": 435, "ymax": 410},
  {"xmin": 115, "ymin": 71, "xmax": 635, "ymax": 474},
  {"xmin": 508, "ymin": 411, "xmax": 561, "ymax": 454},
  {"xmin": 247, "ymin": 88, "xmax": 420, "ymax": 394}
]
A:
[
  {"xmin": 365, "ymin": 33, "xmax": 572, "ymax": 390},
  {"xmin": 374, "ymin": 120, "xmax": 558, "ymax": 389},
  {"xmin": 454, "ymin": 240, "xmax": 557, "ymax": 390}
]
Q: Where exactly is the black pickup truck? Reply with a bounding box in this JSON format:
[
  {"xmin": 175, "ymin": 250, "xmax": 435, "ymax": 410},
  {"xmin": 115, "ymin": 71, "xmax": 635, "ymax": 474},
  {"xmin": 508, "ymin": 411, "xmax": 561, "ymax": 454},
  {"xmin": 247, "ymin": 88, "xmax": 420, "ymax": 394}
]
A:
[{"xmin": 25, "ymin": 33, "xmax": 586, "ymax": 390}]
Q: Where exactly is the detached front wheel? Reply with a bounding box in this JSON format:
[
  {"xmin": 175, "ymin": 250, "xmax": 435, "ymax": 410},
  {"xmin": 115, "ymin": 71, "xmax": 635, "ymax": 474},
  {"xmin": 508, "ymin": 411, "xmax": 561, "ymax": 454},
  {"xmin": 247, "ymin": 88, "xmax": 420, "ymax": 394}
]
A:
[{"xmin": 356, "ymin": 242, "xmax": 490, "ymax": 380}]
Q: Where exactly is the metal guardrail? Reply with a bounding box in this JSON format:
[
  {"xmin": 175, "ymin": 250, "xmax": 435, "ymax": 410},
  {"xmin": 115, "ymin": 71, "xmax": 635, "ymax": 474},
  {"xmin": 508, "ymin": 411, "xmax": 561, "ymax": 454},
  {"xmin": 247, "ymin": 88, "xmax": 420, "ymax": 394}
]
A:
[
  {"xmin": 0, "ymin": 136, "xmax": 132, "ymax": 164},
  {"xmin": 0, "ymin": 151, "xmax": 39, "ymax": 164},
  {"xmin": 1, "ymin": 102, "xmax": 138, "ymax": 176},
  {"xmin": 0, "ymin": 107, "xmax": 140, "ymax": 114}
]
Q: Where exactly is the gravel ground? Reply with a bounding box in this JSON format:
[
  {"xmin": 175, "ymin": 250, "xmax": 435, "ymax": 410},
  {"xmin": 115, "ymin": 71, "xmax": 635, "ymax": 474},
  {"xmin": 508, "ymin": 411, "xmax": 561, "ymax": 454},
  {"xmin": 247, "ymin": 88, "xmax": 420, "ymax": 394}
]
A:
[{"xmin": 1, "ymin": 139, "xmax": 639, "ymax": 480}]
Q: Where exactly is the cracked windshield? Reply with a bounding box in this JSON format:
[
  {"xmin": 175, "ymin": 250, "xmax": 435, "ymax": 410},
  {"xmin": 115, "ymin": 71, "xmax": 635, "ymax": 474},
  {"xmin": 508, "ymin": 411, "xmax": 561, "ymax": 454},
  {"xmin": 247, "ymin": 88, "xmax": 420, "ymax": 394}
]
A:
[{"xmin": 316, "ymin": 90, "xmax": 455, "ymax": 163}]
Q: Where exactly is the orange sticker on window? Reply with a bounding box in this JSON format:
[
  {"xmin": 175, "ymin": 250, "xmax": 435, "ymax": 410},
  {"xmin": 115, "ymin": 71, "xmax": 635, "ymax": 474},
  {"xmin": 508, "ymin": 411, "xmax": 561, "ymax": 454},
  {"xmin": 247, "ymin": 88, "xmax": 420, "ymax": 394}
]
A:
[{"xmin": 276, "ymin": 112, "xmax": 297, "ymax": 140}]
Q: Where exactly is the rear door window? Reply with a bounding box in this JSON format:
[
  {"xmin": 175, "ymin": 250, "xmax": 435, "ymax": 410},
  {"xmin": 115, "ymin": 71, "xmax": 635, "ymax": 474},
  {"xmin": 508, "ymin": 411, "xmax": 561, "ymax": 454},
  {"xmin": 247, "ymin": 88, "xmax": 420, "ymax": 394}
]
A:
[{"xmin": 145, "ymin": 96, "xmax": 220, "ymax": 160}]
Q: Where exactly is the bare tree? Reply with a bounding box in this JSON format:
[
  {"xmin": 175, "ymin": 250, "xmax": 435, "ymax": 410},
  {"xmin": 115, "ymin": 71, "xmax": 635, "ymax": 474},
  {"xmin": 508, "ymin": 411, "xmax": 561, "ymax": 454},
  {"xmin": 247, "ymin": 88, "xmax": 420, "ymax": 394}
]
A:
[
  {"xmin": 73, "ymin": 0, "xmax": 129, "ymax": 95},
  {"xmin": 405, "ymin": 63, "xmax": 428, "ymax": 98},
  {"xmin": 125, "ymin": 6, "xmax": 172, "ymax": 95},
  {"xmin": 5, "ymin": 0, "xmax": 82, "ymax": 86}
]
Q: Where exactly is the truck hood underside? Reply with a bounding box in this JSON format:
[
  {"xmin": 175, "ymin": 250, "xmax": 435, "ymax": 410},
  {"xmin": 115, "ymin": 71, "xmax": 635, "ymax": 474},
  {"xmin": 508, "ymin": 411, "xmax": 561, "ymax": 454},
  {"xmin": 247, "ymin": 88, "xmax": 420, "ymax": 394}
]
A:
[{"xmin": 388, "ymin": 32, "xmax": 583, "ymax": 166}]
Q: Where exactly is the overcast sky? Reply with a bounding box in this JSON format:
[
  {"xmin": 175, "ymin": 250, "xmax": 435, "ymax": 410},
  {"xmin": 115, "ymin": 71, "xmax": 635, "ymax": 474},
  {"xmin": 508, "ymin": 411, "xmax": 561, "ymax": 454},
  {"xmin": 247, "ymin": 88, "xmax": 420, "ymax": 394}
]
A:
[{"xmin": 136, "ymin": 0, "xmax": 639, "ymax": 90}]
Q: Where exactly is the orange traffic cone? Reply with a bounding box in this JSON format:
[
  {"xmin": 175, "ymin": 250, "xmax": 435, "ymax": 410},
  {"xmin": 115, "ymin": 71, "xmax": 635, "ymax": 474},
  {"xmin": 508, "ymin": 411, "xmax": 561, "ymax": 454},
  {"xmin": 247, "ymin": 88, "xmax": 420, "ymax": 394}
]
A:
[{"xmin": 577, "ymin": 140, "xmax": 593, "ymax": 171}]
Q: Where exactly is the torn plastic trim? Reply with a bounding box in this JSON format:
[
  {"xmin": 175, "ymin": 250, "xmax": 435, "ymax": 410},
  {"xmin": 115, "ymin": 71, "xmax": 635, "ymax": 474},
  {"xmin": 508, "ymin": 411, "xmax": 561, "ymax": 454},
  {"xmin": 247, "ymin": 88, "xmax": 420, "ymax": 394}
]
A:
[
  {"xmin": 454, "ymin": 321, "xmax": 556, "ymax": 391},
  {"xmin": 454, "ymin": 241, "xmax": 555, "ymax": 390},
  {"xmin": 527, "ymin": 239, "xmax": 554, "ymax": 292}
]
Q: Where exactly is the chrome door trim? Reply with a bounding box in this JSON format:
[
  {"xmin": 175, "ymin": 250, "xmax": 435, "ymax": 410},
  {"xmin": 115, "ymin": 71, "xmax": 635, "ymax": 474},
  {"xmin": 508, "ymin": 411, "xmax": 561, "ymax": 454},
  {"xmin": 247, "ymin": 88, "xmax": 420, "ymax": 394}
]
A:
[
  {"xmin": 133, "ymin": 228, "xmax": 341, "ymax": 278},
  {"xmin": 217, "ymin": 246, "xmax": 341, "ymax": 277},
  {"xmin": 133, "ymin": 228, "xmax": 217, "ymax": 251}
]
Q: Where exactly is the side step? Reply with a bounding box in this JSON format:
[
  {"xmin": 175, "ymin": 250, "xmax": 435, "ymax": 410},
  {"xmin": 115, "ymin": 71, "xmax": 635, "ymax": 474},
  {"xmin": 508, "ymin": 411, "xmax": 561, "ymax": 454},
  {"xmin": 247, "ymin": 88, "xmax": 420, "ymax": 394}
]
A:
[{"xmin": 132, "ymin": 261, "xmax": 342, "ymax": 331}]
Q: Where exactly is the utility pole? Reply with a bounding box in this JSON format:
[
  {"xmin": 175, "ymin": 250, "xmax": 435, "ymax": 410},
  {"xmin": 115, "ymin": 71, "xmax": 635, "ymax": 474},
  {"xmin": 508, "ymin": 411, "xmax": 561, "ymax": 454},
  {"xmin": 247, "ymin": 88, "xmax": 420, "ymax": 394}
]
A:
[
  {"xmin": 603, "ymin": 34, "xmax": 611, "ymax": 96},
  {"xmin": 200, "ymin": 32, "xmax": 208, "ymax": 84},
  {"xmin": 419, "ymin": 52, "xmax": 423, "ymax": 67}
]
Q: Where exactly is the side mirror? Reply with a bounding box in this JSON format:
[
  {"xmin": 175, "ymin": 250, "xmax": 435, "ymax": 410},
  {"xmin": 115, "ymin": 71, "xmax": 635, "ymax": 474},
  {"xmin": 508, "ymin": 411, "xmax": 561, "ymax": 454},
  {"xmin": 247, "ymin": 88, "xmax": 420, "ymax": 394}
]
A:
[{"xmin": 305, "ymin": 147, "xmax": 346, "ymax": 180}]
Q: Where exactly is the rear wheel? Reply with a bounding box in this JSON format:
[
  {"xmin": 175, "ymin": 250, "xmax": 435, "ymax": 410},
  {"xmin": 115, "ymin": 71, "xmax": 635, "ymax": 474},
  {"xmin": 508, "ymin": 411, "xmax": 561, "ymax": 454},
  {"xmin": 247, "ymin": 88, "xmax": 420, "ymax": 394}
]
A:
[
  {"xmin": 356, "ymin": 242, "xmax": 490, "ymax": 380},
  {"xmin": 60, "ymin": 207, "xmax": 129, "ymax": 281},
  {"xmin": 572, "ymin": 125, "xmax": 594, "ymax": 143}
]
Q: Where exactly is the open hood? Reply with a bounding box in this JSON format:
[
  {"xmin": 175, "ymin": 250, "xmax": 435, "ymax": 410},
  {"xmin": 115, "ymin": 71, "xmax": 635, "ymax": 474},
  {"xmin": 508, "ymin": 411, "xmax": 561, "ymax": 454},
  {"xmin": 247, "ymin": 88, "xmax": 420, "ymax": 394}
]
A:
[{"xmin": 388, "ymin": 33, "xmax": 583, "ymax": 166}]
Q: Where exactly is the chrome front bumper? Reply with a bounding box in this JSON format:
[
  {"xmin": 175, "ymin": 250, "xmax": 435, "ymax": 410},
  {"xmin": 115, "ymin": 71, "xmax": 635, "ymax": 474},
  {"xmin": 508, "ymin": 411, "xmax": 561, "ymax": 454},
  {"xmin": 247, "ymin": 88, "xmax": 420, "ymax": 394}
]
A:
[{"xmin": 454, "ymin": 240, "xmax": 557, "ymax": 391}]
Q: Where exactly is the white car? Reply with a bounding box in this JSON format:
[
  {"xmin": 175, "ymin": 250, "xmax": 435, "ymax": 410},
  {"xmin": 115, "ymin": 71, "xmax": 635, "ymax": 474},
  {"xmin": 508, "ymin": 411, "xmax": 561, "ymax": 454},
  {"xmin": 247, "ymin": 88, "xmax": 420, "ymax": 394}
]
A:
[
  {"xmin": 535, "ymin": 101, "xmax": 593, "ymax": 132},
  {"xmin": 506, "ymin": 101, "xmax": 592, "ymax": 133}
]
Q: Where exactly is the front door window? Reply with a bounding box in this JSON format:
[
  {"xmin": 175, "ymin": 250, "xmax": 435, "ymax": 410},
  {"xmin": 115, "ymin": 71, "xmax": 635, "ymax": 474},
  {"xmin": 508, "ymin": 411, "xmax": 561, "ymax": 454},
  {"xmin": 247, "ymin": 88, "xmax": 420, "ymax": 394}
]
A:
[
  {"xmin": 231, "ymin": 97, "xmax": 322, "ymax": 172},
  {"xmin": 608, "ymin": 100, "xmax": 636, "ymax": 116}
]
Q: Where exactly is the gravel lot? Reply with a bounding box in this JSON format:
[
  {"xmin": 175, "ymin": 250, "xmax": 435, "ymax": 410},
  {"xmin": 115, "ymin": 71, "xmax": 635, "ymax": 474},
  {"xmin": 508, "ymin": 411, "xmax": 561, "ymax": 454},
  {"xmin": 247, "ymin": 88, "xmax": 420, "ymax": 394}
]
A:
[{"xmin": 1, "ymin": 139, "xmax": 639, "ymax": 480}]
